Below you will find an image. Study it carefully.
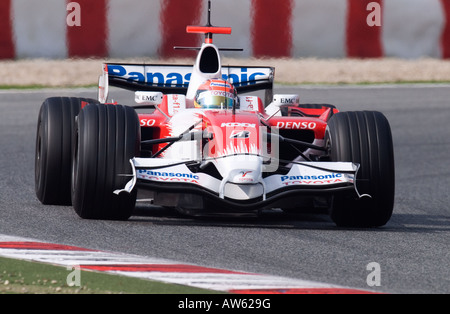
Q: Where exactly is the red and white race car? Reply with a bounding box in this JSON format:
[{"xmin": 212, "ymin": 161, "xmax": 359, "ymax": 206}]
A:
[{"xmin": 35, "ymin": 3, "xmax": 394, "ymax": 227}]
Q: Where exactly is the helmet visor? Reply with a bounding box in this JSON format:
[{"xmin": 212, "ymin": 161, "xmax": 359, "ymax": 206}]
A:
[{"xmin": 196, "ymin": 91, "xmax": 234, "ymax": 109}]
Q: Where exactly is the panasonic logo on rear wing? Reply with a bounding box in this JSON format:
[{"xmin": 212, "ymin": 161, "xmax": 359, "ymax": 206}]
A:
[{"xmin": 105, "ymin": 64, "xmax": 274, "ymax": 89}]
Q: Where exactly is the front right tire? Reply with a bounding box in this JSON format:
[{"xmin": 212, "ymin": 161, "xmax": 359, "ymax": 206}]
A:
[
  {"xmin": 326, "ymin": 111, "xmax": 395, "ymax": 227},
  {"xmin": 35, "ymin": 97, "xmax": 98, "ymax": 205}
]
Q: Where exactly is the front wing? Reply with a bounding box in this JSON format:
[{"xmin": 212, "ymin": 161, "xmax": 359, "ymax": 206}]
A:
[{"xmin": 118, "ymin": 157, "xmax": 363, "ymax": 211}]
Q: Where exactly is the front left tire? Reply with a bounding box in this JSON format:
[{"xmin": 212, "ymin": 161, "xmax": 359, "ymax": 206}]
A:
[{"xmin": 71, "ymin": 104, "xmax": 140, "ymax": 220}]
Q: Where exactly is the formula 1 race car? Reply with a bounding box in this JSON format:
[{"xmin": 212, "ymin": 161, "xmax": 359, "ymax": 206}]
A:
[{"xmin": 35, "ymin": 2, "xmax": 394, "ymax": 227}]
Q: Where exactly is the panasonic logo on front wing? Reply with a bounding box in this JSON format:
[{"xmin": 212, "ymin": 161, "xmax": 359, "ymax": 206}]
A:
[
  {"xmin": 138, "ymin": 170, "xmax": 199, "ymax": 180},
  {"xmin": 280, "ymin": 172, "xmax": 345, "ymax": 186},
  {"xmin": 281, "ymin": 173, "xmax": 342, "ymax": 182}
]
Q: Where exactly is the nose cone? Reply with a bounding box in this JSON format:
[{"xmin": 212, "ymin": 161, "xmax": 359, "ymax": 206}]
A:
[
  {"xmin": 222, "ymin": 167, "xmax": 265, "ymax": 201},
  {"xmin": 215, "ymin": 155, "xmax": 263, "ymax": 183},
  {"xmin": 216, "ymin": 155, "xmax": 266, "ymax": 200}
]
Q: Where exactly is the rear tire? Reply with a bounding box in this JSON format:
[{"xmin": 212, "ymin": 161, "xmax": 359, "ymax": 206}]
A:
[
  {"xmin": 71, "ymin": 104, "xmax": 140, "ymax": 220},
  {"xmin": 35, "ymin": 97, "xmax": 98, "ymax": 205},
  {"xmin": 326, "ymin": 111, "xmax": 395, "ymax": 227}
]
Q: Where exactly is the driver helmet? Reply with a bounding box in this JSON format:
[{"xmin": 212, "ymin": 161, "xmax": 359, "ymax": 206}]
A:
[{"xmin": 194, "ymin": 79, "xmax": 238, "ymax": 110}]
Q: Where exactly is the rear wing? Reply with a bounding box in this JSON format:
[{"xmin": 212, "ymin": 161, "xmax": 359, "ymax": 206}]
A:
[{"xmin": 98, "ymin": 63, "xmax": 275, "ymax": 105}]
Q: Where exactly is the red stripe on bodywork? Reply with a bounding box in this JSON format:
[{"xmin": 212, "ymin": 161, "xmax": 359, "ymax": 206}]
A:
[
  {"xmin": 0, "ymin": 242, "xmax": 96, "ymax": 251},
  {"xmin": 251, "ymin": 0, "xmax": 293, "ymax": 58},
  {"xmin": 346, "ymin": 0, "xmax": 383, "ymax": 58},
  {"xmin": 66, "ymin": 0, "xmax": 108, "ymax": 58},
  {"xmin": 440, "ymin": 0, "xmax": 450, "ymax": 58},
  {"xmin": 159, "ymin": 0, "xmax": 203, "ymax": 58},
  {"xmin": 0, "ymin": 0, "xmax": 15, "ymax": 59},
  {"xmin": 80, "ymin": 264, "xmax": 248, "ymax": 274},
  {"xmin": 230, "ymin": 288, "xmax": 379, "ymax": 294}
]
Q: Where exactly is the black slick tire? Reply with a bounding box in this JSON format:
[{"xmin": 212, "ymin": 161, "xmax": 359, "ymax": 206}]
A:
[
  {"xmin": 71, "ymin": 104, "xmax": 140, "ymax": 220},
  {"xmin": 35, "ymin": 97, "xmax": 98, "ymax": 205},
  {"xmin": 326, "ymin": 111, "xmax": 395, "ymax": 227}
]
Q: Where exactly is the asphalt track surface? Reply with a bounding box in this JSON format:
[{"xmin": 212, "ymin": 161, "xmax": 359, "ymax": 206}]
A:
[{"xmin": 1, "ymin": 85, "xmax": 449, "ymax": 294}]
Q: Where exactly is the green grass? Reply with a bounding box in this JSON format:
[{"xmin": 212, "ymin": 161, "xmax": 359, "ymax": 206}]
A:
[{"xmin": 0, "ymin": 256, "xmax": 222, "ymax": 294}]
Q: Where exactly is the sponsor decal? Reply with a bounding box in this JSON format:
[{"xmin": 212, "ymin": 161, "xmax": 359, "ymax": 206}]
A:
[
  {"xmin": 209, "ymin": 81, "xmax": 231, "ymax": 88},
  {"xmin": 241, "ymin": 96, "xmax": 258, "ymax": 111},
  {"xmin": 135, "ymin": 92, "xmax": 163, "ymax": 103},
  {"xmin": 230, "ymin": 130, "xmax": 251, "ymax": 139},
  {"xmin": 221, "ymin": 122, "xmax": 256, "ymax": 128},
  {"xmin": 237, "ymin": 171, "xmax": 255, "ymax": 183},
  {"xmin": 140, "ymin": 119, "xmax": 156, "ymax": 127},
  {"xmin": 108, "ymin": 65, "xmax": 191, "ymax": 86},
  {"xmin": 276, "ymin": 121, "xmax": 316, "ymax": 130},
  {"xmin": 222, "ymin": 67, "xmax": 268, "ymax": 86},
  {"xmin": 279, "ymin": 97, "xmax": 297, "ymax": 104},
  {"xmin": 281, "ymin": 173, "xmax": 343, "ymax": 185},
  {"xmin": 168, "ymin": 94, "xmax": 185, "ymax": 116},
  {"xmin": 107, "ymin": 65, "xmax": 269, "ymax": 86},
  {"xmin": 198, "ymin": 90, "xmax": 234, "ymax": 100},
  {"xmin": 137, "ymin": 170, "xmax": 199, "ymax": 184},
  {"xmin": 273, "ymin": 95, "xmax": 299, "ymax": 105}
]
